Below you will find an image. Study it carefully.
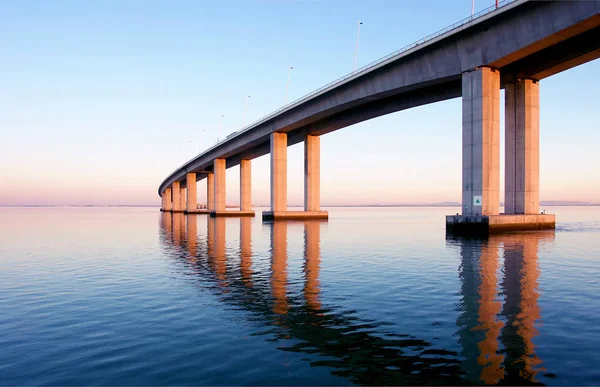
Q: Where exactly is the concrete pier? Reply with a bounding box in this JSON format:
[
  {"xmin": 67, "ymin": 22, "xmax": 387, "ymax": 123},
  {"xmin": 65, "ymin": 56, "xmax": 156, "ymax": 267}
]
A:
[
  {"xmin": 171, "ymin": 182, "xmax": 184, "ymax": 213},
  {"xmin": 240, "ymin": 159, "xmax": 252, "ymax": 212},
  {"xmin": 505, "ymin": 79, "xmax": 540, "ymax": 215},
  {"xmin": 162, "ymin": 187, "xmax": 172, "ymax": 212},
  {"xmin": 211, "ymin": 158, "xmax": 254, "ymax": 217},
  {"xmin": 263, "ymin": 133, "xmax": 328, "ymax": 221},
  {"xmin": 213, "ymin": 159, "xmax": 226, "ymax": 213},
  {"xmin": 304, "ymin": 135, "xmax": 328, "ymax": 219},
  {"xmin": 161, "ymin": 191, "xmax": 168, "ymax": 211},
  {"xmin": 179, "ymin": 187, "xmax": 186, "ymax": 212},
  {"xmin": 207, "ymin": 173, "xmax": 214, "ymax": 212},
  {"xmin": 184, "ymin": 172, "xmax": 206, "ymax": 214},
  {"xmin": 448, "ymin": 68, "xmax": 554, "ymax": 235},
  {"xmin": 461, "ymin": 67, "xmax": 500, "ymax": 216},
  {"xmin": 271, "ymin": 132, "xmax": 287, "ymax": 213}
]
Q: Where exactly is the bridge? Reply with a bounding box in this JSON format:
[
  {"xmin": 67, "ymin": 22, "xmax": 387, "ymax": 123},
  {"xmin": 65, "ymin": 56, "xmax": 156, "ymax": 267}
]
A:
[{"xmin": 158, "ymin": 0, "xmax": 600, "ymax": 233}]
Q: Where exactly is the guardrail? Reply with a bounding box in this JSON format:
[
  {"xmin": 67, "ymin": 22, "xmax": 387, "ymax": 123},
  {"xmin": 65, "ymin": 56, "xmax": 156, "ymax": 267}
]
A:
[{"xmin": 161, "ymin": 0, "xmax": 517, "ymax": 192}]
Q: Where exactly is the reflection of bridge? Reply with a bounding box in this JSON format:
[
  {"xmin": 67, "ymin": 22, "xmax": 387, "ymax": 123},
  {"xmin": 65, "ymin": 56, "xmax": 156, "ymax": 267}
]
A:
[
  {"xmin": 159, "ymin": 212, "xmax": 555, "ymax": 385},
  {"xmin": 158, "ymin": 1, "xmax": 599, "ymax": 231}
]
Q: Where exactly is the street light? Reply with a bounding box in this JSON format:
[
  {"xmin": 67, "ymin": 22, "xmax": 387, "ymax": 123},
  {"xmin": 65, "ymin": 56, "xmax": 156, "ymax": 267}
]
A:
[
  {"xmin": 285, "ymin": 66, "xmax": 293, "ymax": 105},
  {"xmin": 353, "ymin": 21, "xmax": 363, "ymax": 72},
  {"xmin": 218, "ymin": 114, "xmax": 224, "ymax": 143}
]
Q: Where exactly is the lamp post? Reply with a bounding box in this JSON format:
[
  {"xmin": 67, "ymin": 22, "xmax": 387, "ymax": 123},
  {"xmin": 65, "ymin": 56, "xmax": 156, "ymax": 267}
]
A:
[
  {"xmin": 353, "ymin": 21, "xmax": 363, "ymax": 72},
  {"xmin": 218, "ymin": 114, "xmax": 224, "ymax": 143},
  {"xmin": 285, "ymin": 66, "xmax": 293, "ymax": 105}
]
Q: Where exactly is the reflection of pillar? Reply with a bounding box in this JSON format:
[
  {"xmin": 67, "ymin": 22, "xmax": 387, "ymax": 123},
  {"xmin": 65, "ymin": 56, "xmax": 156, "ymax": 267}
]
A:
[
  {"xmin": 187, "ymin": 214, "xmax": 197, "ymax": 257},
  {"xmin": 474, "ymin": 240, "xmax": 505, "ymax": 385},
  {"xmin": 207, "ymin": 216, "xmax": 214, "ymax": 260},
  {"xmin": 214, "ymin": 159, "xmax": 226, "ymax": 212},
  {"xmin": 270, "ymin": 132, "xmax": 287, "ymax": 212},
  {"xmin": 164, "ymin": 187, "xmax": 172, "ymax": 211},
  {"xmin": 456, "ymin": 239, "xmax": 486, "ymax": 383},
  {"xmin": 173, "ymin": 212, "xmax": 184, "ymax": 246},
  {"xmin": 462, "ymin": 67, "xmax": 500, "ymax": 216},
  {"xmin": 240, "ymin": 159, "xmax": 252, "ymax": 211},
  {"xmin": 186, "ymin": 172, "xmax": 197, "ymax": 212},
  {"xmin": 208, "ymin": 216, "xmax": 227, "ymax": 281},
  {"xmin": 303, "ymin": 221, "xmax": 321, "ymax": 310},
  {"xmin": 501, "ymin": 234, "xmax": 543, "ymax": 384},
  {"xmin": 240, "ymin": 217, "xmax": 252, "ymax": 286},
  {"xmin": 161, "ymin": 211, "xmax": 172, "ymax": 238},
  {"xmin": 270, "ymin": 221, "xmax": 288, "ymax": 314},
  {"xmin": 207, "ymin": 173, "xmax": 214, "ymax": 212},
  {"xmin": 518, "ymin": 236, "xmax": 543, "ymax": 380}
]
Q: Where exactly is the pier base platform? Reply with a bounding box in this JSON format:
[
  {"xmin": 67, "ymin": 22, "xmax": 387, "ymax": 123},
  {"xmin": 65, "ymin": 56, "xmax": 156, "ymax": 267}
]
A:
[
  {"xmin": 262, "ymin": 211, "xmax": 329, "ymax": 221},
  {"xmin": 446, "ymin": 214, "xmax": 555, "ymax": 236},
  {"xmin": 184, "ymin": 209, "xmax": 210, "ymax": 214},
  {"xmin": 170, "ymin": 210, "xmax": 185, "ymax": 214},
  {"xmin": 210, "ymin": 211, "xmax": 256, "ymax": 218}
]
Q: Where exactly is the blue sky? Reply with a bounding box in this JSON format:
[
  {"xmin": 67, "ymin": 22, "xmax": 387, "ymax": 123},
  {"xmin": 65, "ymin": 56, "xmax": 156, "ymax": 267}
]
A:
[{"xmin": 1, "ymin": 0, "xmax": 598, "ymax": 206}]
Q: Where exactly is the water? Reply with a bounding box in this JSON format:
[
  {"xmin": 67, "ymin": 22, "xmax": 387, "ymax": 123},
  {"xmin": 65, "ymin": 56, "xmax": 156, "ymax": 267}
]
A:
[{"xmin": 1, "ymin": 206, "xmax": 599, "ymax": 386}]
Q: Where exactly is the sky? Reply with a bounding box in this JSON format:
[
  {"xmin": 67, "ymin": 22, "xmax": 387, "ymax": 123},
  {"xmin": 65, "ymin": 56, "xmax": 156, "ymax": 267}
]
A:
[{"xmin": 1, "ymin": 0, "xmax": 599, "ymax": 206}]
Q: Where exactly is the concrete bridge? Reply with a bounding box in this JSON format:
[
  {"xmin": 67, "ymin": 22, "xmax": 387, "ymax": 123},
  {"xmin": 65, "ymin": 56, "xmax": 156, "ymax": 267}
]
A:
[{"xmin": 158, "ymin": 0, "xmax": 600, "ymax": 232}]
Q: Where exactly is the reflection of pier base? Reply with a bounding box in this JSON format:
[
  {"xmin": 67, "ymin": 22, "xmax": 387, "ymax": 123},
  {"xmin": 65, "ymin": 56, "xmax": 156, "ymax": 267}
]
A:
[
  {"xmin": 185, "ymin": 209, "xmax": 210, "ymax": 214},
  {"xmin": 446, "ymin": 214, "xmax": 555, "ymax": 236},
  {"xmin": 262, "ymin": 211, "xmax": 328, "ymax": 221},
  {"xmin": 210, "ymin": 211, "xmax": 256, "ymax": 217}
]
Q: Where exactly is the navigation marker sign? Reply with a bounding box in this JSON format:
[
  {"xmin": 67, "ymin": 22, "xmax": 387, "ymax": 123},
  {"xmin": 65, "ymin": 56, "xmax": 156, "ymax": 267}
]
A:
[{"xmin": 473, "ymin": 195, "xmax": 482, "ymax": 206}]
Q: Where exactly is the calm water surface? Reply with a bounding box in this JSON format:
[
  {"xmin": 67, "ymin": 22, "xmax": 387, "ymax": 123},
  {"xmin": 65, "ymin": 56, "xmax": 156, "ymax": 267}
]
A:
[{"xmin": 1, "ymin": 206, "xmax": 599, "ymax": 386}]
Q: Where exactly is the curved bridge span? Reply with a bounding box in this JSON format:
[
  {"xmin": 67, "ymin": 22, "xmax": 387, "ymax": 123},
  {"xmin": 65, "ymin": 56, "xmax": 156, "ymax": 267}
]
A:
[{"xmin": 158, "ymin": 0, "xmax": 600, "ymax": 231}]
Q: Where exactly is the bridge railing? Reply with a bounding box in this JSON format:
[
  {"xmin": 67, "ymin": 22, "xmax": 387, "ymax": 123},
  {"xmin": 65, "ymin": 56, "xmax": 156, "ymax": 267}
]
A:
[{"xmin": 162, "ymin": 0, "xmax": 517, "ymax": 190}]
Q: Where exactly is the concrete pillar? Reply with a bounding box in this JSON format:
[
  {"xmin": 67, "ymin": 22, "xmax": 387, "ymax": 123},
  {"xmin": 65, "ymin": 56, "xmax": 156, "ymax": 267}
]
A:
[
  {"xmin": 207, "ymin": 173, "xmax": 214, "ymax": 212},
  {"xmin": 172, "ymin": 181, "xmax": 181, "ymax": 212},
  {"xmin": 462, "ymin": 67, "xmax": 500, "ymax": 216},
  {"xmin": 270, "ymin": 132, "xmax": 287, "ymax": 212},
  {"xmin": 240, "ymin": 159, "xmax": 252, "ymax": 211},
  {"xmin": 180, "ymin": 187, "xmax": 186, "ymax": 211},
  {"xmin": 161, "ymin": 191, "xmax": 167, "ymax": 211},
  {"xmin": 186, "ymin": 172, "xmax": 197, "ymax": 212},
  {"xmin": 304, "ymin": 135, "xmax": 320, "ymax": 212},
  {"xmin": 214, "ymin": 159, "xmax": 226, "ymax": 212},
  {"xmin": 164, "ymin": 187, "xmax": 172, "ymax": 211},
  {"xmin": 505, "ymin": 79, "xmax": 539, "ymax": 215}
]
